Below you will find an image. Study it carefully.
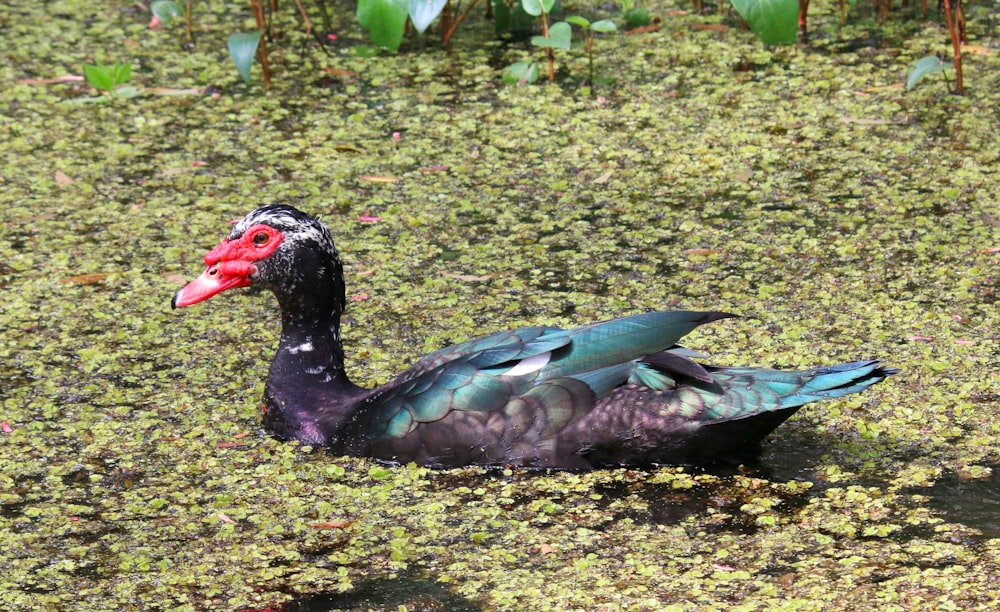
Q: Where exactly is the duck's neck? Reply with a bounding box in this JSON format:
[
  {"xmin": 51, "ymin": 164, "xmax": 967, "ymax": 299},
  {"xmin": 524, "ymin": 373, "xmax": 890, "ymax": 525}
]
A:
[{"xmin": 262, "ymin": 285, "xmax": 366, "ymax": 446}]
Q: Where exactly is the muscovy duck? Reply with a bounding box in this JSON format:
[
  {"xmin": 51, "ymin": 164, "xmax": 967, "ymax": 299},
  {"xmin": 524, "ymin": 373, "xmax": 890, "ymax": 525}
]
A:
[{"xmin": 172, "ymin": 205, "xmax": 894, "ymax": 469}]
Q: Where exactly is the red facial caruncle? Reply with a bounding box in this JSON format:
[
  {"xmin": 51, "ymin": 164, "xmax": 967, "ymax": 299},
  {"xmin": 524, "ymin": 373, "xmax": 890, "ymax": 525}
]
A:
[{"xmin": 171, "ymin": 224, "xmax": 284, "ymax": 308}]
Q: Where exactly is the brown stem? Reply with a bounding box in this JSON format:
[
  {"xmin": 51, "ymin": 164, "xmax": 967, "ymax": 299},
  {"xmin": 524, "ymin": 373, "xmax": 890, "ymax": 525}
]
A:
[
  {"xmin": 291, "ymin": 0, "xmax": 314, "ymax": 37},
  {"xmin": 540, "ymin": 12, "xmax": 554, "ymax": 81},
  {"xmin": 441, "ymin": 1, "xmax": 452, "ymax": 43},
  {"xmin": 798, "ymin": 0, "xmax": 809, "ymax": 34},
  {"xmin": 942, "ymin": 0, "xmax": 964, "ymax": 93},
  {"xmin": 956, "ymin": 0, "xmax": 967, "ymax": 44},
  {"xmin": 442, "ymin": 0, "xmax": 482, "ymax": 47},
  {"xmin": 250, "ymin": 0, "xmax": 272, "ymax": 87}
]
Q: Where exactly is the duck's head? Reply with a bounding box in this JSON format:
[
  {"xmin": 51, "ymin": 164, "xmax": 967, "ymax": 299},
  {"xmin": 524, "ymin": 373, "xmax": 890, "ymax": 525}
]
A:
[{"xmin": 172, "ymin": 204, "xmax": 345, "ymax": 311}]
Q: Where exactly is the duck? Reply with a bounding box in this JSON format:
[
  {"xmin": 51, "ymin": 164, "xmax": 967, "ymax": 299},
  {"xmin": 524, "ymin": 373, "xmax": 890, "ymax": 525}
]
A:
[{"xmin": 172, "ymin": 204, "xmax": 894, "ymax": 469}]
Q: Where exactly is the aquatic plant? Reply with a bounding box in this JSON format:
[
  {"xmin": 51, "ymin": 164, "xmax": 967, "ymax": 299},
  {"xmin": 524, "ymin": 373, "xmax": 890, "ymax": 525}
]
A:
[
  {"xmin": 502, "ymin": 9, "xmax": 616, "ymax": 86},
  {"xmin": 906, "ymin": 56, "xmax": 956, "ymax": 92},
  {"xmin": 565, "ymin": 16, "xmax": 617, "ymax": 86},
  {"xmin": 523, "ymin": 0, "xmax": 560, "ymax": 81},
  {"xmin": 618, "ymin": 0, "xmax": 650, "ymax": 29},
  {"xmin": 356, "ymin": 0, "xmax": 488, "ymax": 50},
  {"xmin": 939, "ymin": 0, "xmax": 965, "ymax": 92},
  {"xmin": 228, "ymin": 31, "xmax": 263, "ymax": 84},
  {"xmin": 730, "ymin": 0, "xmax": 798, "ymax": 45},
  {"xmin": 81, "ymin": 61, "xmax": 139, "ymax": 100},
  {"xmin": 150, "ymin": 0, "xmax": 271, "ymax": 85},
  {"xmin": 734, "ymin": 0, "xmax": 970, "ymax": 86},
  {"xmin": 150, "ymin": 0, "xmax": 189, "ymax": 41}
]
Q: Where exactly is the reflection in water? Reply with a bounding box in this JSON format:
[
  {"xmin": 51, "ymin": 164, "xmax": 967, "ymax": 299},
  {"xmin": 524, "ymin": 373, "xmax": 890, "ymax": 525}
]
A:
[
  {"xmin": 246, "ymin": 569, "xmax": 482, "ymax": 612},
  {"xmin": 923, "ymin": 467, "xmax": 1000, "ymax": 539}
]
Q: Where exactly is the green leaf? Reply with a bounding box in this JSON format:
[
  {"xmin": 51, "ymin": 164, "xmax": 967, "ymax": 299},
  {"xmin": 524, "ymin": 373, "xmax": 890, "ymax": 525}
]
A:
[
  {"xmin": 112, "ymin": 62, "xmax": 132, "ymax": 86},
  {"xmin": 150, "ymin": 0, "xmax": 182, "ymax": 23},
  {"xmin": 906, "ymin": 56, "xmax": 953, "ymax": 90},
  {"xmin": 565, "ymin": 15, "xmax": 591, "ymax": 28},
  {"xmin": 409, "ymin": 0, "xmax": 447, "ymax": 34},
  {"xmin": 623, "ymin": 7, "xmax": 649, "ymax": 28},
  {"xmin": 357, "ymin": 0, "xmax": 409, "ymax": 52},
  {"xmin": 502, "ymin": 61, "xmax": 539, "ymax": 85},
  {"xmin": 590, "ymin": 19, "xmax": 617, "ymax": 33},
  {"xmin": 83, "ymin": 64, "xmax": 115, "ymax": 92},
  {"xmin": 492, "ymin": 0, "xmax": 512, "ymax": 30},
  {"xmin": 730, "ymin": 0, "xmax": 798, "ymax": 45},
  {"xmin": 521, "ymin": 0, "xmax": 555, "ymax": 17},
  {"xmin": 531, "ymin": 21, "xmax": 572, "ymax": 50},
  {"xmin": 228, "ymin": 31, "xmax": 262, "ymax": 83},
  {"xmin": 112, "ymin": 86, "xmax": 142, "ymax": 99}
]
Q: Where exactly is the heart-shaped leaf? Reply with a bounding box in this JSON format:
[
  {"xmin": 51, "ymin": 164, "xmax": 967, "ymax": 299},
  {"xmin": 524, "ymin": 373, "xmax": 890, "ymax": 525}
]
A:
[
  {"xmin": 906, "ymin": 56, "xmax": 953, "ymax": 90},
  {"xmin": 565, "ymin": 15, "xmax": 590, "ymax": 28},
  {"xmin": 532, "ymin": 21, "xmax": 572, "ymax": 50},
  {"xmin": 590, "ymin": 19, "xmax": 616, "ymax": 33},
  {"xmin": 502, "ymin": 61, "xmax": 539, "ymax": 85},
  {"xmin": 730, "ymin": 0, "xmax": 798, "ymax": 45},
  {"xmin": 357, "ymin": 0, "xmax": 409, "ymax": 51},
  {"xmin": 521, "ymin": 0, "xmax": 555, "ymax": 17},
  {"xmin": 228, "ymin": 31, "xmax": 262, "ymax": 83},
  {"xmin": 150, "ymin": 0, "xmax": 182, "ymax": 23},
  {"xmin": 409, "ymin": 0, "xmax": 447, "ymax": 33}
]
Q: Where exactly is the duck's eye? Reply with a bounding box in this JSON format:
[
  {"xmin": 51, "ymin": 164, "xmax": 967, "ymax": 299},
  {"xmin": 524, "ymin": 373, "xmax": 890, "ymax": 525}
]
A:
[{"xmin": 252, "ymin": 231, "xmax": 270, "ymax": 246}]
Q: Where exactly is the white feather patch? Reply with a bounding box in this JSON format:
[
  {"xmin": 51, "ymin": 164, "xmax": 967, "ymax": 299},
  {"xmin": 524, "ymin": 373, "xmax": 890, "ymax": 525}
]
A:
[
  {"xmin": 501, "ymin": 352, "xmax": 552, "ymax": 376},
  {"xmin": 288, "ymin": 341, "xmax": 314, "ymax": 354}
]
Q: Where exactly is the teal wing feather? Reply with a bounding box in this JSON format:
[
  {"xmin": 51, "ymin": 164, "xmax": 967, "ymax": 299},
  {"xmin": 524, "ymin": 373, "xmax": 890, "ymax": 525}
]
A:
[
  {"xmin": 560, "ymin": 359, "xmax": 895, "ymax": 466},
  {"xmin": 694, "ymin": 359, "xmax": 892, "ymax": 420},
  {"xmin": 533, "ymin": 311, "xmax": 733, "ymax": 381},
  {"xmin": 361, "ymin": 311, "xmax": 733, "ymax": 441},
  {"xmin": 364, "ymin": 326, "xmax": 572, "ymax": 439}
]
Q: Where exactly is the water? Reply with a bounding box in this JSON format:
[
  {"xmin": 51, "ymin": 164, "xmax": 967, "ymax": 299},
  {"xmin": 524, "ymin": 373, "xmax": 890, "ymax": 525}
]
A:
[{"xmin": 921, "ymin": 466, "xmax": 1000, "ymax": 539}]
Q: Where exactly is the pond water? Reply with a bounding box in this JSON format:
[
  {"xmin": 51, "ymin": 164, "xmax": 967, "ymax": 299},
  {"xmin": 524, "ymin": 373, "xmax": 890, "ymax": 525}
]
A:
[{"xmin": 2, "ymin": 0, "xmax": 999, "ymax": 609}]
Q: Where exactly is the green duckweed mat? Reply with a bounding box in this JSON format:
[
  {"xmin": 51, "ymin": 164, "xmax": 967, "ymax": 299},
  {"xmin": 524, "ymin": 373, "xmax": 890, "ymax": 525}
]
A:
[{"xmin": 1, "ymin": 0, "xmax": 998, "ymax": 609}]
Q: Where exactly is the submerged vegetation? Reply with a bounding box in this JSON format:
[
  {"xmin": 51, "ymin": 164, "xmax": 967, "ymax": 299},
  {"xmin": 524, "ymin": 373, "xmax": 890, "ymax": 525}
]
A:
[{"xmin": 1, "ymin": 0, "xmax": 999, "ymax": 609}]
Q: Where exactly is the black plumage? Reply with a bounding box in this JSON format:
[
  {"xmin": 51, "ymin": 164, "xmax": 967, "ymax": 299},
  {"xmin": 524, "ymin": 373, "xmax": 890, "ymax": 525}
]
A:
[{"xmin": 172, "ymin": 205, "xmax": 895, "ymax": 469}]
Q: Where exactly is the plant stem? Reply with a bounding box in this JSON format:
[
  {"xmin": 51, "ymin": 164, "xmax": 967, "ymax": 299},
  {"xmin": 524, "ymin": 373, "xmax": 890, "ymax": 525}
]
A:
[
  {"xmin": 942, "ymin": 0, "xmax": 964, "ymax": 93},
  {"xmin": 798, "ymin": 0, "xmax": 809, "ymax": 35},
  {"xmin": 586, "ymin": 34, "xmax": 594, "ymax": 86},
  {"xmin": 291, "ymin": 0, "xmax": 315, "ymax": 38},
  {"xmin": 442, "ymin": 0, "xmax": 482, "ymax": 47},
  {"xmin": 250, "ymin": 0, "xmax": 272, "ymax": 87},
  {"xmin": 184, "ymin": 0, "xmax": 193, "ymax": 44},
  {"xmin": 540, "ymin": 12, "xmax": 554, "ymax": 81}
]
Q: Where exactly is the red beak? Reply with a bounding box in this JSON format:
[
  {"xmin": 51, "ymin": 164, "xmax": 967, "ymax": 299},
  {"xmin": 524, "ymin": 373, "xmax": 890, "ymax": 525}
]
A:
[{"xmin": 171, "ymin": 263, "xmax": 252, "ymax": 308}]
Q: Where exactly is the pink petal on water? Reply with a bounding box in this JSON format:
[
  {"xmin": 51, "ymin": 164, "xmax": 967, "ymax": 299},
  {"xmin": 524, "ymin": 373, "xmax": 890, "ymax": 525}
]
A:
[
  {"xmin": 1, "ymin": 421, "xmax": 12, "ymax": 433},
  {"xmin": 350, "ymin": 293, "xmax": 370, "ymax": 301},
  {"xmin": 358, "ymin": 215, "xmax": 381, "ymax": 222}
]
